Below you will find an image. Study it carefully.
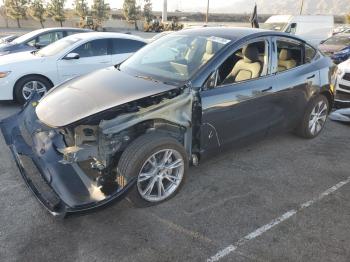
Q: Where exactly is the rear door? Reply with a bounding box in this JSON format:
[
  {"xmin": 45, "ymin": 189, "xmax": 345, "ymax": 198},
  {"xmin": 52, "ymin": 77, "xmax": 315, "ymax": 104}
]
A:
[
  {"xmin": 56, "ymin": 38, "xmax": 112, "ymax": 81},
  {"xmin": 270, "ymin": 37, "xmax": 321, "ymax": 131}
]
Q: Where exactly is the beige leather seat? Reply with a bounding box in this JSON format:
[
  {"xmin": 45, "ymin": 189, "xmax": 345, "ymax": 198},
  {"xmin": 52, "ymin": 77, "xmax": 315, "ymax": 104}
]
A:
[
  {"xmin": 200, "ymin": 40, "xmax": 215, "ymax": 65},
  {"xmin": 224, "ymin": 45, "xmax": 262, "ymax": 83},
  {"xmin": 278, "ymin": 49, "xmax": 297, "ymax": 72}
]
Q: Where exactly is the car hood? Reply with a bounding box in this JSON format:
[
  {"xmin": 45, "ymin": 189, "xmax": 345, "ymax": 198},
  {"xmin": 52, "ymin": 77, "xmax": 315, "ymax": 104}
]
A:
[
  {"xmin": 318, "ymin": 44, "xmax": 346, "ymax": 54},
  {"xmin": 36, "ymin": 67, "xmax": 178, "ymax": 127},
  {"xmin": 0, "ymin": 51, "xmax": 41, "ymax": 66}
]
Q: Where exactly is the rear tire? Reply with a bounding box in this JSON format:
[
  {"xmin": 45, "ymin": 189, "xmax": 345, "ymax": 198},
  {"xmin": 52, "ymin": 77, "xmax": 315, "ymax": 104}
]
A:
[
  {"xmin": 117, "ymin": 132, "xmax": 188, "ymax": 208},
  {"xmin": 14, "ymin": 75, "xmax": 53, "ymax": 104},
  {"xmin": 295, "ymin": 95, "xmax": 329, "ymax": 139}
]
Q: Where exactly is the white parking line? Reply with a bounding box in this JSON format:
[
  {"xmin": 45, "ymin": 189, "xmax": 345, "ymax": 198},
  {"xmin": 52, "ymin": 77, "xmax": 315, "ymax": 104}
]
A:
[{"xmin": 207, "ymin": 176, "xmax": 350, "ymax": 262}]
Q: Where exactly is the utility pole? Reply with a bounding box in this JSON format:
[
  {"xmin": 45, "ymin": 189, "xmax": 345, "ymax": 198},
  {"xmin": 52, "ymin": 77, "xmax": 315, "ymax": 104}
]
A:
[
  {"xmin": 299, "ymin": 0, "xmax": 304, "ymax": 15},
  {"xmin": 206, "ymin": 0, "xmax": 209, "ymax": 24},
  {"xmin": 162, "ymin": 0, "xmax": 167, "ymax": 23}
]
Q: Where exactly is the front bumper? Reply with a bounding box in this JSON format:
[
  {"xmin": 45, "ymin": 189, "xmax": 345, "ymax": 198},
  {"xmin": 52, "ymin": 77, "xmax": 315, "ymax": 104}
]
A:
[{"xmin": 0, "ymin": 98, "xmax": 135, "ymax": 217}]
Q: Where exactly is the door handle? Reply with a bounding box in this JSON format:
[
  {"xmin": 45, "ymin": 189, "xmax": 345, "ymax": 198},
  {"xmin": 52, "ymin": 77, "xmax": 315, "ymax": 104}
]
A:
[
  {"xmin": 261, "ymin": 86, "xmax": 272, "ymax": 92},
  {"xmin": 307, "ymin": 74, "xmax": 315, "ymax": 79},
  {"xmin": 99, "ymin": 61, "xmax": 109, "ymax": 64}
]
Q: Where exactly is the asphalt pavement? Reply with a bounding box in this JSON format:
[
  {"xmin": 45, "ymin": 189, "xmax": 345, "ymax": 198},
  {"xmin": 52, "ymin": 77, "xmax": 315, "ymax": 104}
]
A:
[{"xmin": 0, "ymin": 102, "xmax": 349, "ymax": 262}]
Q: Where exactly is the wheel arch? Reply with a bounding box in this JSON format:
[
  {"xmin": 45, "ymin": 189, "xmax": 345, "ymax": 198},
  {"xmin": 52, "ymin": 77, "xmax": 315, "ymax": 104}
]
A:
[{"xmin": 13, "ymin": 74, "xmax": 54, "ymax": 100}]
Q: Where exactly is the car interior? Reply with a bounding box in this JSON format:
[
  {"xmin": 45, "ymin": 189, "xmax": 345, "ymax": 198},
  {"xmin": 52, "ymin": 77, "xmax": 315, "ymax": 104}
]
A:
[{"xmin": 276, "ymin": 40, "xmax": 302, "ymax": 72}]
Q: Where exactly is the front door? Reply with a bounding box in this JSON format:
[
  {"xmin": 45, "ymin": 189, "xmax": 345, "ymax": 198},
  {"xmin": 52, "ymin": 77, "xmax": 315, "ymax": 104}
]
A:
[
  {"xmin": 57, "ymin": 39, "xmax": 112, "ymax": 81},
  {"xmin": 199, "ymin": 38, "xmax": 284, "ymax": 154}
]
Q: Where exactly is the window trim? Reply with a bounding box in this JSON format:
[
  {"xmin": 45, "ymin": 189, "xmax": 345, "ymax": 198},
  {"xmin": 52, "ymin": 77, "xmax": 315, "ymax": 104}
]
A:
[{"xmin": 202, "ymin": 37, "xmax": 273, "ymax": 91}]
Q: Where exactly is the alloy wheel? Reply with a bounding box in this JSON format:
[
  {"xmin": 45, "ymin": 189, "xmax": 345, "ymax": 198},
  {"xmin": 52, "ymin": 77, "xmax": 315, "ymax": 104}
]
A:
[
  {"xmin": 22, "ymin": 80, "xmax": 48, "ymax": 100},
  {"xmin": 308, "ymin": 100, "xmax": 328, "ymax": 136},
  {"xmin": 137, "ymin": 149, "xmax": 184, "ymax": 202}
]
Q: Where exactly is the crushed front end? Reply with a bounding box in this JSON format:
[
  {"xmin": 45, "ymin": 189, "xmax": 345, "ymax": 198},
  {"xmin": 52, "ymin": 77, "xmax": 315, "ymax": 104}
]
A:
[{"xmin": 0, "ymin": 97, "xmax": 136, "ymax": 217}]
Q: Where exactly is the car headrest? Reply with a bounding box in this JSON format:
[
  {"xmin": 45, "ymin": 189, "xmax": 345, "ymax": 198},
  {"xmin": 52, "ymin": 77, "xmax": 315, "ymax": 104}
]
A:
[
  {"xmin": 206, "ymin": 40, "xmax": 214, "ymax": 54},
  {"xmin": 279, "ymin": 49, "xmax": 292, "ymax": 61},
  {"xmin": 243, "ymin": 45, "xmax": 259, "ymax": 63}
]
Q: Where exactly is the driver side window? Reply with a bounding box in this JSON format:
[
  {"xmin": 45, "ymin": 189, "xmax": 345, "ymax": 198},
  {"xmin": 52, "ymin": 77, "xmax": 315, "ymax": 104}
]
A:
[
  {"xmin": 205, "ymin": 40, "xmax": 269, "ymax": 89},
  {"xmin": 71, "ymin": 39, "xmax": 108, "ymax": 58}
]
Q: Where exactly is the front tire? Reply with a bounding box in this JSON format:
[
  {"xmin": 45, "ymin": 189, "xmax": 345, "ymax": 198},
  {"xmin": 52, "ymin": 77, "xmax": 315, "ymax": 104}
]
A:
[
  {"xmin": 14, "ymin": 75, "xmax": 53, "ymax": 104},
  {"xmin": 117, "ymin": 132, "xmax": 188, "ymax": 207},
  {"xmin": 295, "ymin": 95, "xmax": 329, "ymax": 139}
]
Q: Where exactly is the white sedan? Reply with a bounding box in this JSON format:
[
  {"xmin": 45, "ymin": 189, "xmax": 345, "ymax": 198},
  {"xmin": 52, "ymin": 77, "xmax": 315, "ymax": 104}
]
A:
[{"xmin": 0, "ymin": 32, "xmax": 147, "ymax": 103}]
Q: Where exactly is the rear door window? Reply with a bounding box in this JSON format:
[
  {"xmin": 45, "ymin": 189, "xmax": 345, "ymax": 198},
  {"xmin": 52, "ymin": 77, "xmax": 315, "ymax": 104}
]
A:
[
  {"xmin": 111, "ymin": 39, "xmax": 146, "ymax": 54},
  {"xmin": 276, "ymin": 38, "xmax": 303, "ymax": 72}
]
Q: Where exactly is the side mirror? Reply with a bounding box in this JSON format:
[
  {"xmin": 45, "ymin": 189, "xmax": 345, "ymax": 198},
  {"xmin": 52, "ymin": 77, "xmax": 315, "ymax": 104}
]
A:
[
  {"xmin": 64, "ymin": 53, "xmax": 80, "ymax": 60},
  {"xmin": 35, "ymin": 42, "xmax": 46, "ymax": 49}
]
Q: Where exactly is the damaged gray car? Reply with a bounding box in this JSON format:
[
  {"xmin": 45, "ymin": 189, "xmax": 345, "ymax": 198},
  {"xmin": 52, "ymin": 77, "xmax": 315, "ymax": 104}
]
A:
[{"xmin": 1, "ymin": 28, "xmax": 335, "ymax": 216}]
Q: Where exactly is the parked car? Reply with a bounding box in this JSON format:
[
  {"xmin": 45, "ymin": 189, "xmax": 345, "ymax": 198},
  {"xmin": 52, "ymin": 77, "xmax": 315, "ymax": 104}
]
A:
[
  {"xmin": 333, "ymin": 59, "xmax": 350, "ymax": 106},
  {"xmin": 1, "ymin": 27, "xmax": 335, "ymax": 216},
  {"xmin": 0, "ymin": 35, "xmax": 18, "ymax": 45},
  {"xmin": 0, "ymin": 27, "xmax": 92, "ymax": 56},
  {"xmin": 318, "ymin": 34, "xmax": 350, "ymax": 64},
  {"xmin": 333, "ymin": 25, "xmax": 350, "ymax": 35},
  {"xmin": 262, "ymin": 15, "xmax": 334, "ymax": 45},
  {"xmin": 0, "ymin": 32, "xmax": 147, "ymax": 103}
]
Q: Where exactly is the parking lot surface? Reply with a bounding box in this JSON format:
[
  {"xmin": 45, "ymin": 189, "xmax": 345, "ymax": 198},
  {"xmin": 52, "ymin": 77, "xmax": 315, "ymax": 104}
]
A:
[{"xmin": 0, "ymin": 102, "xmax": 349, "ymax": 262}]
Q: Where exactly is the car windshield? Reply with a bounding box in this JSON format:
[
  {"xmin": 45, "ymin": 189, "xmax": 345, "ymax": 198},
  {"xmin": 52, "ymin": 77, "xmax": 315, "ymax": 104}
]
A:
[
  {"xmin": 323, "ymin": 36, "xmax": 350, "ymax": 46},
  {"xmin": 36, "ymin": 37, "xmax": 81, "ymax": 57},
  {"xmin": 120, "ymin": 34, "xmax": 231, "ymax": 82},
  {"xmin": 261, "ymin": 23, "xmax": 287, "ymax": 31},
  {"xmin": 12, "ymin": 30, "xmax": 45, "ymax": 44}
]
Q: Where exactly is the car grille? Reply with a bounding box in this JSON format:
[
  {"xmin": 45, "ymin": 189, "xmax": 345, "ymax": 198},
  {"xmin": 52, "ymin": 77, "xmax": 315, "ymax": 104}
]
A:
[
  {"xmin": 343, "ymin": 73, "xmax": 350, "ymax": 81},
  {"xmin": 339, "ymin": 84, "xmax": 350, "ymax": 92}
]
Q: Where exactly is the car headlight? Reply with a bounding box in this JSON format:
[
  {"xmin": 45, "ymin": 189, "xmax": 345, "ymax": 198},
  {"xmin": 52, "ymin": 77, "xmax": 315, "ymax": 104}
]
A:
[
  {"xmin": 0, "ymin": 71, "xmax": 11, "ymax": 78},
  {"xmin": 0, "ymin": 51, "xmax": 10, "ymax": 56}
]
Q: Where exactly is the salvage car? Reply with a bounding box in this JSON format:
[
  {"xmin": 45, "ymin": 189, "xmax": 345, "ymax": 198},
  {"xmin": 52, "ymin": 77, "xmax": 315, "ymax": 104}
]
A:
[
  {"xmin": 319, "ymin": 34, "xmax": 350, "ymax": 64},
  {"xmin": 333, "ymin": 58, "xmax": 350, "ymax": 105},
  {"xmin": 1, "ymin": 27, "xmax": 335, "ymax": 216},
  {"xmin": 0, "ymin": 32, "xmax": 147, "ymax": 103},
  {"xmin": 0, "ymin": 27, "xmax": 91, "ymax": 56}
]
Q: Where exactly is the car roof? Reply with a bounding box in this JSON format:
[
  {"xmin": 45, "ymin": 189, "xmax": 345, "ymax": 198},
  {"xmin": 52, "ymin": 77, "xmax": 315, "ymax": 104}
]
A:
[
  {"xmin": 171, "ymin": 27, "xmax": 307, "ymax": 44},
  {"xmin": 29, "ymin": 27, "xmax": 92, "ymax": 34},
  {"xmin": 64, "ymin": 32, "xmax": 147, "ymax": 42}
]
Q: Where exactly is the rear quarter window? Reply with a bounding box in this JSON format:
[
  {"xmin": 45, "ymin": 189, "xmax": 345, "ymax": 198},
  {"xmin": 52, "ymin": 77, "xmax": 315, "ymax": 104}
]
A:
[{"xmin": 111, "ymin": 39, "xmax": 146, "ymax": 54}]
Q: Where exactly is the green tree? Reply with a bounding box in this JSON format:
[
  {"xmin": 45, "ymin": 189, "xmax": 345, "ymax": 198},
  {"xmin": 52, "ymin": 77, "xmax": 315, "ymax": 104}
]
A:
[
  {"xmin": 4, "ymin": 0, "xmax": 28, "ymax": 28},
  {"xmin": 73, "ymin": 0, "xmax": 89, "ymax": 21},
  {"xmin": 143, "ymin": 0, "xmax": 152, "ymax": 23},
  {"xmin": 123, "ymin": 0, "xmax": 140, "ymax": 30},
  {"xmin": 91, "ymin": 0, "xmax": 110, "ymax": 25},
  {"xmin": 46, "ymin": 0, "xmax": 65, "ymax": 27},
  {"xmin": 28, "ymin": 0, "xmax": 46, "ymax": 28}
]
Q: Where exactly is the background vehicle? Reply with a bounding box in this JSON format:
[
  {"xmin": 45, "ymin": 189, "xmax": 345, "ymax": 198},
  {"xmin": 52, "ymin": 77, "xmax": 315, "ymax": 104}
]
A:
[
  {"xmin": 1, "ymin": 28, "xmax": 335, "ymax": 216},
  {"xmin": 334, "ymin": 59, "xmax": 350, "ymax": 106},
  {"xmin": 0, "ymin": 27, "xmax": 92, "ymax": 56},
  {"xmin": 0, "ymin": 32, "xmax": 147, "ymax": 103},
  {"xmin": 319, "ymin": 34, "xmax": 350, "ymax": 64},
  {"xmin": 0, "ymin": 35, "xmax": 18, "ymax": 45},
  {"xmin": 262, "ymin": 15, "xmax": 334, "ymax": 45}
]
